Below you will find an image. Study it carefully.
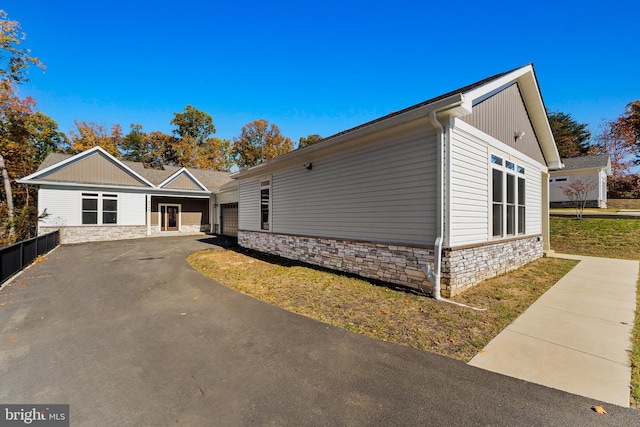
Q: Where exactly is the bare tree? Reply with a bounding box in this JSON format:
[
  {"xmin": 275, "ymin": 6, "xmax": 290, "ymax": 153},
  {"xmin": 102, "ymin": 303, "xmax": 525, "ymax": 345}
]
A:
[{"xmin": 561, "ymin": 178, "xmax": 598, "ymax": 219}]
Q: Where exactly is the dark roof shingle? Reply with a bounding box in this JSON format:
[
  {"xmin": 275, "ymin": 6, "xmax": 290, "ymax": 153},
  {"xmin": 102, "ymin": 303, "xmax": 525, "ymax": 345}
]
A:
[{"xmin": 561, "ymin": 154, "xmax": 610, "ymax": 170}]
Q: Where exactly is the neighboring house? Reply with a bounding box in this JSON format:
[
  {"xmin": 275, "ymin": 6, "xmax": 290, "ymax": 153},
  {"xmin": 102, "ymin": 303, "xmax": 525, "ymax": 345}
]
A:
[
  {"xmin": 232, "ymin": 64, "xmax": 562, "ymax": 297},
  {"xmin": 549, "ymin": 154, "xmax": 611, "ymax": 208},
  {"xmin": 18, "ymin": 147, "xmax": 238, "ymax": 244}
]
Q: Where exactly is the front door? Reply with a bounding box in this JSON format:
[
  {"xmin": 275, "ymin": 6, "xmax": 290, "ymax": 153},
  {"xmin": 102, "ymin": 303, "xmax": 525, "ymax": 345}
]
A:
[{"xmin": 160, "ymin": 205, "xmax": 180, "ymax": 231}]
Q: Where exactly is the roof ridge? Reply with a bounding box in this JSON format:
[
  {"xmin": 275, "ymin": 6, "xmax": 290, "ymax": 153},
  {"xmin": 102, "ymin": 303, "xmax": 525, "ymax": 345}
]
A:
[{"xmin": 316, "ymin": 65, "xmax": 531, "ymax": 144}]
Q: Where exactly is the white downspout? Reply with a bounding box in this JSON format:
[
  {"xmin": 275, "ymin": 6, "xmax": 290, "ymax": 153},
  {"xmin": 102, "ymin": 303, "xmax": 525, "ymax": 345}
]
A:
[
  {"xmin": 426, "ymin": 111, "xmax": 445, "ymax": 300},
  {"xmin": 424, "ymin": 111, "xmax": 485, "ymax": 311}
]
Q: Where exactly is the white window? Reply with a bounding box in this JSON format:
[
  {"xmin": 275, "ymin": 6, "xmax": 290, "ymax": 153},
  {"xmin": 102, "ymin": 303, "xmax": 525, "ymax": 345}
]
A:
[
  {"xmin": 491, "ymin": 155, "xmax": 525, "ymax": 238},
  {"xmin": 82, "ymin": 193, "xmax": 118, "ymax": 225}
]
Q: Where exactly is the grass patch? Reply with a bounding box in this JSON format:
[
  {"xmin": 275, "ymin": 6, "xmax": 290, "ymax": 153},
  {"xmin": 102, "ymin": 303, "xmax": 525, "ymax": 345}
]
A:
[
  {"xmin": 188, "ymin": 248, "xmax": 576, "ymax": 361},
  {"xmin": 550, "ymin": 216, "xmax": 640, "ymax": 260},
  {"xmin": 551, "ymin": 216, "xmax": 640, "ymax": 407},
  {"xmin": 608, "ymin": 199, "xmax": 640, "ymax": 210}
]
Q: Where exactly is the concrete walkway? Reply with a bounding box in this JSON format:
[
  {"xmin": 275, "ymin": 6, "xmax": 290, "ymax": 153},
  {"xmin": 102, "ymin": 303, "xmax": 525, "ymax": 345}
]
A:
[{"xmin": 469, "ymin": 254, "xmax": 639, "ymax": 407}]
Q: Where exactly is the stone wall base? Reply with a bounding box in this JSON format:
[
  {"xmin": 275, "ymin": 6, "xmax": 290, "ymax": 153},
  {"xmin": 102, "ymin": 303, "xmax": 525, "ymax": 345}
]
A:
[
  {"xmin": 443, "ymin": 236, "xmax": 543, "ymax": 296},
  {"xmin": 238, "ymin": 231, "xmax": 435, "ymax": 292},
  {"xmin": 39, "ymin": 225, "xmax": 148, "ymax": 244},
  {"xmin": 150, "ymin": 224, "xmax": 210, "ymax": 233},
  {"xmin": 238, "ymin": 231, "xmax": 544, "ymax": 297}
]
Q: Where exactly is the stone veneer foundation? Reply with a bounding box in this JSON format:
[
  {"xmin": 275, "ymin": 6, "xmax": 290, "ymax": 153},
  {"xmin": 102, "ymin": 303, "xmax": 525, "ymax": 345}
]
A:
[
  {"xmin": 39, "ymin": 225, "xmax": 147, "ymax": 244},
  {"xmin": 238, "ymin": 231, "xmax": 543, "ymax": 297}
]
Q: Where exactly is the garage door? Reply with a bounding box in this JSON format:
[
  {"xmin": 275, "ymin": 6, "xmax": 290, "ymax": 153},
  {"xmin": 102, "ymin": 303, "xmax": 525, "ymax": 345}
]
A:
[{"xmin": 221, "ymin": 203, "xmax": 238, "ymax": 237}]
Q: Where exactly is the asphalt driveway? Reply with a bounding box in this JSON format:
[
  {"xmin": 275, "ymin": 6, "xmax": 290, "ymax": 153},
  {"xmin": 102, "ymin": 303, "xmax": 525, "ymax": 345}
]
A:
[{"xmin": 1, "ymin": 235, "xmax": 639, "ymax": 426}]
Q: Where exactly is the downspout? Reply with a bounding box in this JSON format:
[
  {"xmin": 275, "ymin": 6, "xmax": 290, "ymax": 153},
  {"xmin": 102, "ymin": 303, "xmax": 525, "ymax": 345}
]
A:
[
  {"xmin": 426, "ymin": 111, "xmax": 445, "ymax": 301},
  {"xmin": 424, "ymin": 111, "xmax": 486, "ymax": 311}
]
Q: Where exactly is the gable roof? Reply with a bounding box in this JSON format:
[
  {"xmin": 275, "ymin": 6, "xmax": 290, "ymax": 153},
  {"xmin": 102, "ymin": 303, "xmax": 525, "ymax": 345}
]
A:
[
  {"xmin": 159, "ymin": 168, "xmax": 208, "ymax": 191},
  {"xmin": 559, "ymin": 154, "xmax": 612, "ymax": 174},
  {"xmin": 20, "ymin": 147, "xmax": 233, "ymax": 192},
  {"xmin": 233, "ymin": 64, "xmax": 561, "ymax": 179},
  {"xmin": 25, "ymin": 147, "xmax": 155, "ymax": 188}
]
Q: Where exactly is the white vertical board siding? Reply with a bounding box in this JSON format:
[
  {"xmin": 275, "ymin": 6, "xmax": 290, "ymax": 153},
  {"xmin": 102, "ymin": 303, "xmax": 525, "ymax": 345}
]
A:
[
  {"xmin": 39, "ymin": 187, "xmax": 79, "ymax": 226},
  {"xmin": 270, "ymin": 126, "xmax": 438, "ymax": 245},
  {"xmin": 118, "ymin": 192, "xmax": 146, "ymax": 225},
  {"xmin": 449, "ymin": 126, "xmax": 489, "ymax": 246},
  {"xmin": 238, "ymin": 180, "xmax": 260, "ymax": 231}
]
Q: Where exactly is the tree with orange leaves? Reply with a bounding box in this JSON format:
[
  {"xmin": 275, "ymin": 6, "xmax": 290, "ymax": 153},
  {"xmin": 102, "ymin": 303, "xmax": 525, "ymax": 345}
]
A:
[
  {"xmin": 66, "ymin": 120, "xmax": 122, "ymax": 157},
  {"xmin": 0, "ymin": 9, "xmax": 47, "ymax": 240},
  {"xmin": 231, "ymin": 119, "xmax": 294, "ymax": 169}
]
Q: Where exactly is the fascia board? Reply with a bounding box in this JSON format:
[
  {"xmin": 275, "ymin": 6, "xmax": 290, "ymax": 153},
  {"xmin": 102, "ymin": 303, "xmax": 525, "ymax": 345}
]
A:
[
  {"xmin": 465, "ymin": 65, "xmax": 562, "ymax": 170},
  {"xmin": 464, "ymin": 65, "xmax": 532, "ymax": 104},
  {"xmin": 20, "ymin": 180, "xmax": 211, "ymax": 195},
  {"xmin": 212, "ymin": 185, "xmax": 239, "ymax": 195},
  {"xmin": 20, "ymin": 146, "xmax": 155, "ymax": 188},
  {"xmin": 158, "ymin": 167, "xmax": 208, "ymax": 191}
]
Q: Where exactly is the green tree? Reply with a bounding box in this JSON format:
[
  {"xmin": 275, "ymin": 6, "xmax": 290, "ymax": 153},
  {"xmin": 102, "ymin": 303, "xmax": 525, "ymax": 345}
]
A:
[
  {"xmin": 26, "ymin": 112, "xmax": 66, "ymax": 162},
  {"xmin": 231, "ymin": 119, "xmax": 294, "ymax": 169},
  {"xmin": 167, "ymin": 106, "xmax": 232, "ymax": 170},
  {"xmin": 548, "ymin": 111, "xmax": 591, "ymax": 158},
  {"xmin": 298, "ymin": 134, "xmax": 323, "ymax": 149},
  {"xmin": 120, "ymin": 123, "xmax": 146, "ymax": 162},
  {"xmin": 170, "ymin": 105, "xmax": 216, "ymax": 143}
]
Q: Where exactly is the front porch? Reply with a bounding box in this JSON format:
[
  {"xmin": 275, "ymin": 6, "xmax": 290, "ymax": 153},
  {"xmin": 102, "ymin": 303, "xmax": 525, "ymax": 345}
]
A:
[{"xmin": 147, "ymin": 195, "xmax": 212, "ymax": 235}]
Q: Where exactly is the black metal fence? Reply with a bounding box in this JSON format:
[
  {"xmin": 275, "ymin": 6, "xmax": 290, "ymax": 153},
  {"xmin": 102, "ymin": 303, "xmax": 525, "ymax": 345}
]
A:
[{"xmin": 0, "ymin": 231, "xmax": 59, "ymax": 284}]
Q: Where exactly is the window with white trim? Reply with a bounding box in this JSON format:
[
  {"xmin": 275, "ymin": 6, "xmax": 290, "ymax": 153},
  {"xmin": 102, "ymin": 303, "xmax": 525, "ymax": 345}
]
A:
[
  {"xmin": 491, "ymin": 155, "xmax": 525, "ymax": 238},
  {"xmin": 82, "ymin": 193, "xmax": 118, "ymax": 225},
  {"xmin": 260, "ymin": 179, "xmax": 270, "ymax": 231}
]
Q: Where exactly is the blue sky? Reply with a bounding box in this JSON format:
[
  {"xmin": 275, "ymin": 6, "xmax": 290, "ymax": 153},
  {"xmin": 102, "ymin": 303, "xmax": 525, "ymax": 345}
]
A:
[{"xmin": 4, "ymin": 1, "xmax": 639, "ymax": 145}]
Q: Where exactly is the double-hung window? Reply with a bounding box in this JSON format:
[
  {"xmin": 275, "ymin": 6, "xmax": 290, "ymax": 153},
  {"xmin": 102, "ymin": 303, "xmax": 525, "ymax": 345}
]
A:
[
  {"xmin": 491, "ymin": 155, "xmax": 525, "ymax": 238},
  {"xmin": 82, "ymin": 193, "xmax": 99, "ymax": 225},
  {"xmin": 82, "ymin": 193, "xmax": 118, "ymax": 225},
  {"xmin": 102, "ymin": 194, "xmax": 118, "ymax": 224}
]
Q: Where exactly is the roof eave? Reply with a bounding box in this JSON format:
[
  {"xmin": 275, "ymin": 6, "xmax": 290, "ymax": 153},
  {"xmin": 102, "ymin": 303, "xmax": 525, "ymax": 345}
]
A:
[
  {"xmin": 17, "ymin": 179, "xmax": 213, "ymax": 195},
  {"xmin": 231, "ymin": 93, "xmax": 471, "ymax": 180}
]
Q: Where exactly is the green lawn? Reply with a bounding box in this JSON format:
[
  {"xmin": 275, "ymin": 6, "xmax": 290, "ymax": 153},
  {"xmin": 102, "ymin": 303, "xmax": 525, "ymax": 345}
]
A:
[{"xmin": 550, "ymin": 216, "xmax": 640, "ymax": 407}]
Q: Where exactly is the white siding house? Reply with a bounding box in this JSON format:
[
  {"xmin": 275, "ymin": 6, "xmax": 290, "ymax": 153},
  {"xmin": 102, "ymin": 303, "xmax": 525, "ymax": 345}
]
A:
[
  {"xmin": 233, "ymin": 65, "xmax": 562, "ymax": 297},
  {"xmin": 549, "ymin": 154, "xmax": 611, "ymax": 208},
  {"xmin": 19, "ymin": 147, "xmax": 237, "ymax": 243}
]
